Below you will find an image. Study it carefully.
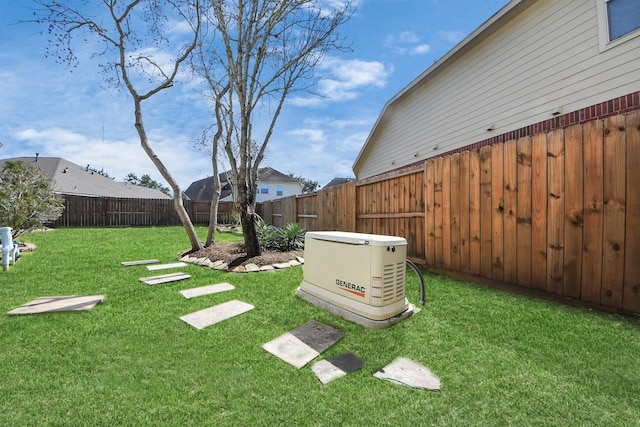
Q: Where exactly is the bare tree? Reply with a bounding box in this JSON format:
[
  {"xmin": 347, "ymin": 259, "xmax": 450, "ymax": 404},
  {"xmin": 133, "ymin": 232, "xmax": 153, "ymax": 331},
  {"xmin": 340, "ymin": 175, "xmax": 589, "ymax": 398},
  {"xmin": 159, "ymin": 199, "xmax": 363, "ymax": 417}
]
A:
[
  {"xmin": 192, "ymin": 25, "xmax": 232, "ymax": 247},
  {"xmin": 33, "ymin": 0, "xmax": 204, "ymax": 251},
  {"xmin": 196, "ymin": 0, "xmax": 353, "ymax": 256}
]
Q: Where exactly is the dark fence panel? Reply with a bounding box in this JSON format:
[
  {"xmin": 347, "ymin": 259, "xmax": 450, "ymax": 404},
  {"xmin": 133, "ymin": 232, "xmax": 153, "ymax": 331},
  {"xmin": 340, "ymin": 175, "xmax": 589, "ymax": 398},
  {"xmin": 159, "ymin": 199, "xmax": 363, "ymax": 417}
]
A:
[{"xmin": 53, "ymin": 197, "xmax": 236, "ymax": 227}]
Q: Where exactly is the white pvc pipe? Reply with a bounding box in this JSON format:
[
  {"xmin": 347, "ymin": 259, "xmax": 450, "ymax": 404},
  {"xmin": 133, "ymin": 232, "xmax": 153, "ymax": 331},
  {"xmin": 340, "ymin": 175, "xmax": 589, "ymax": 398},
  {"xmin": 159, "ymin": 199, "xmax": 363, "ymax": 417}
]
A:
[{"xmin": 0, "ymin": 227, "xmax": 13, "ymax": 271}]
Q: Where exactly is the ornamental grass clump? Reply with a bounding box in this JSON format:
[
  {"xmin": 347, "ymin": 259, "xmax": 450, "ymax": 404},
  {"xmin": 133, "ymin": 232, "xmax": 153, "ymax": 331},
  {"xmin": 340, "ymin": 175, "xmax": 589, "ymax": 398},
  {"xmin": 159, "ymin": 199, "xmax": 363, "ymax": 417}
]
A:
[
  {"xmin": 256, "ymin": 219, "xmax": 305, "ymax": 252},
  {"xmin": 275, "ymin": 222, "xmax": 305, "ymax": 252}
]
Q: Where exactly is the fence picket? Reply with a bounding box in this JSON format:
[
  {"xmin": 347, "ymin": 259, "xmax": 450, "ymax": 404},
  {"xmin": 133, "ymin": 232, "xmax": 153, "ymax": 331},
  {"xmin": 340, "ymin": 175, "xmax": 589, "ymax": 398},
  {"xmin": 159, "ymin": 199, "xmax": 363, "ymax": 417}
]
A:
[
  {"xmin": 451, "ymin": 153, "xmax": 461, "ymax": 271},
  {"xmin": 623, "ymin": 111, "xmax": 640, "ymax": 312},
  {"xmin": 531, "ymin": 133, "xmax": 548, "ymax": 291},
  {"xmin": 503, "ymin": 140, "xmax": 517, "ymax": 284},
  {"xmin": 582, "ymin": 120, "xmax": 604, "ymax": 304},
  {"xmin": 563, "ymin": 124, "xmax": 583, "ymax": 299},
  {"xmin": 480, "ymin": 146, "xmax": 492, "ymax": 279},
  {"xmin": 425, "ymin": 160, "xmax": 436, "ymax": 266},
  {"xmin": 491, "ymin": 144, "xmax": 504, "ymax": 281},
  {"xmin": 516, "ymin": 137, "xmax": 532, "ymax": 288},
  {"xmin": 602, "ymin": 115, "xmax": 626, "ymax": 308},
  {"xmin": 469, "ymin": 150, "xmax": 482, "ymax": 275},
  {"xmin": 547, "ymin": 129, "xmax": 565, "ymax": 295},
  {"xmin": 459, "ymin": 151, "xmax": 471, "ymax": 273}
]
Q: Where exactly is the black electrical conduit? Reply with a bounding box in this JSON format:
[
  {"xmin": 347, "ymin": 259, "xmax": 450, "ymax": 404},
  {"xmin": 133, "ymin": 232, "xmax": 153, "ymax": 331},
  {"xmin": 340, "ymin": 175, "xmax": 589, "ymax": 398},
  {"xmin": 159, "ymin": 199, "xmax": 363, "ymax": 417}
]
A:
[{"xmin": 406, "ymin": 259, "xmax": 426, "ymax": 306}]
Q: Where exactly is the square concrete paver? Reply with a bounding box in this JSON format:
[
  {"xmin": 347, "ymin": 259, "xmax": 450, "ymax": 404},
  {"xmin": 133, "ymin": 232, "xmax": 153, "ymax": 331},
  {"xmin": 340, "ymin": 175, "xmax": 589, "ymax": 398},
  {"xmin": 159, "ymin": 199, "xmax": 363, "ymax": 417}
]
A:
[
  {"xmin": 373, "ymin": 357, "xmax": 440, "ymax": 390},
  {"xmin": 180, "ymin": 300, "xmax": 254, "ymax": 330},
  {"xmin": 8, "ymin": 295, "xmax": 105, "ymax": 315},
  {"xmin": 121, "ymin": 259, "xmax": 160, "ymax": 266},
  {"xmin": 312, "ymin": 352, "xmax": 364, "ymax": 384},
  {"xmin": 262, "ymin": 321, "xmax": 345, "ymax": 369},
  {"xmin": 140, "ymin": 272, "xmax": 191, "ymax": 285},
  {"xmin": 180, "ymin": 283, "xmax": 235, "ymax": 299},
  {"xmin": 147, "ymin": 262, "xmax": 187, "ymax": 271}
]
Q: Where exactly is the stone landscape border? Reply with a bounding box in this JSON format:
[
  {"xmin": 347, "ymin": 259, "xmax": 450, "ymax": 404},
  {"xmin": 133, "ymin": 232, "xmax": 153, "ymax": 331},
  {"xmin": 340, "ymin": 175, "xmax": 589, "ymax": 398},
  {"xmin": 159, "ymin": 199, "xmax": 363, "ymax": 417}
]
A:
[{"xmin": 179, "ymin": 254, "xmax": 304, "ymax": 273}]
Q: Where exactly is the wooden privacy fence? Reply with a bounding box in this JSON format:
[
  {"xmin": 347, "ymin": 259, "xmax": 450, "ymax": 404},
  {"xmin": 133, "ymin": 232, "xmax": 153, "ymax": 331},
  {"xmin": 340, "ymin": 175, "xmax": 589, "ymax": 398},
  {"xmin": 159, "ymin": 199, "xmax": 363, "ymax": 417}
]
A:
[
  {"xmin": 53, "ymin": 197, "xmax": 236, "ymax": 227},
  {"xmin": 259, "ymin": 112, "xmax": 639, "ymax": 314},
  {"xmin": 258, "ymin": 168, "xmax": 426, "ymax": 263},
  {"xmin": 258, "ymin": 182, "xmax": 357, "ymax": 231},
  {"xmin": 424, "ymin": 111, "xmax": 640, "ymax": 314}
]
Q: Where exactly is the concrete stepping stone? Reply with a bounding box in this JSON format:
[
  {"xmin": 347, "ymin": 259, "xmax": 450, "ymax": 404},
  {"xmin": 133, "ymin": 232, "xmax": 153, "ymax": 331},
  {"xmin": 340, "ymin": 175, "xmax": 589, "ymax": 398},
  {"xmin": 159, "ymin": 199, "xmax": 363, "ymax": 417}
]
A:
[
  {"xmin": 8, "ymin": 295, "xmax": 105, "ymax": 315},
  {"xmin": 180, "ymin": 283, "xmax": 235, "ymax": 299},
  {"xmin": 147, "ymin": 262, "xmax": 187, "ymax": 271},
  {"xmin": 312, "ymin": 352, "xmax": 364, "ymax": 384},
  {"xmin": 262, "ymin": 320, "xmax": 345, "ymax": 369},
  {"xmin": 121, "ymin": 259, "xmax": 160, "ymax": 266},
  {"xmin": 180, "ymin": 300, "xmax": 254, "ymax": 330},
  {"xmin": 140, "ymin": 272, "xmax": 191, "ymax": 285},
  {"xmin": 373, "ymin": 357, "xmax": 440, "ymax": 390}
]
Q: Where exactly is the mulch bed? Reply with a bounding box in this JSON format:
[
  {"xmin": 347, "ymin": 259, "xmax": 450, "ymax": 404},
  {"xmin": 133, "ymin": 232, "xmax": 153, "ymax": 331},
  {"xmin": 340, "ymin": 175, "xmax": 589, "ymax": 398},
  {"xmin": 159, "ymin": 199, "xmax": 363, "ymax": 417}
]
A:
[{"xmin": 190, "ymin": 242, "xmax": 303, "ymax": 268}]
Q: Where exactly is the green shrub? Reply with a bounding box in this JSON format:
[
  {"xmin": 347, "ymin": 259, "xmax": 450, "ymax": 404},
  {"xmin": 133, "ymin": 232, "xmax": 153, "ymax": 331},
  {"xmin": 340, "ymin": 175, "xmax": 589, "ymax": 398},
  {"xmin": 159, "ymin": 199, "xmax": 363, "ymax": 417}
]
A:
[
  {"xmin": 256, "ymin": 219, "xmax": 305, "ymax": 252},
  {"xmin": 0, "ymin": 161, "xmax": 64, "ymax": 238},
  {"xmin": 256, "ymin": 219, "xmax": 278, "ymax": 250},
  {"xmin": 276, "ymin": 222, "xmax": 305, "ymax": 252}
]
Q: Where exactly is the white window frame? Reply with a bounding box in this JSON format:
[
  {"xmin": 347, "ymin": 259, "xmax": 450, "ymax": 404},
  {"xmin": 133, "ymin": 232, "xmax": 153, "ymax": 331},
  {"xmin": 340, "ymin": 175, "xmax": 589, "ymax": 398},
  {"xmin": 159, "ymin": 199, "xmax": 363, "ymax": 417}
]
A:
[
  {"xmin": 260, "ymin": 184, "xmax": 269, "ymax": 194},
  {"xmin": 276, "ymin": 185, "xmax": 283, "ymax": 197},
  {"xmin": 596, "ymin": 0, "xmax": 640, "ymax": 52}
]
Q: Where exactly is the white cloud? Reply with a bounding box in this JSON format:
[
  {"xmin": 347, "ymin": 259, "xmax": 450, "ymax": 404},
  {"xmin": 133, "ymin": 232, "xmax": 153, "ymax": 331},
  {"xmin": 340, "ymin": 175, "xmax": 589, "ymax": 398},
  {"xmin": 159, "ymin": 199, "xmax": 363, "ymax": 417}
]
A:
[
  {"xmin": 289, "ymin": 56, "xmax": 390, "ymax": 107},
  {"xmin": 439, "ymin": 30, "xmax": 466, "ymax": 44},
  {"xmin": 411, "ymin": 44, "xmax": 431, "ymax": 55},
  {"xmin": 285, "ymin": 128, "xmax": 326, "ymax": 143},
  {"xmin": 11, "ymin": 127, "xmax": 209, "ymax": 190},
  {"xmin": 268, "ymin": 112, "xmax": 376, "ymax": 185},
  {"xmin": 384, "ymin": 31, "xmax": 431, "ymax": 55},
  {"xmin": 168, "ymin": 19, "xmax": 196, "ymax": 36}
]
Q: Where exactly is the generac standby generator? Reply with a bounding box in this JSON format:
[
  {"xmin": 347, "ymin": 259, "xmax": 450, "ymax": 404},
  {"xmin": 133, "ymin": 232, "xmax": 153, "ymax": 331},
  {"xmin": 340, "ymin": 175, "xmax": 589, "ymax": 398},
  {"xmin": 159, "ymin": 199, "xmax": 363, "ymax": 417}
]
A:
[{"xmin": 297, "ymin": 231, "xmax": 414, "ymax": 329}]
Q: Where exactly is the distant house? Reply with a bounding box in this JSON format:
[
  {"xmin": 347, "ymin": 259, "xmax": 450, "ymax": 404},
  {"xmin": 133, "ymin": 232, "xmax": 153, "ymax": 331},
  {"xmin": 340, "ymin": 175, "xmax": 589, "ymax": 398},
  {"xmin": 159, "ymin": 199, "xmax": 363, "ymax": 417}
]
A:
[
  {"xmin": 0, "ymin": 156, "xmax": 170, "ymax": 199},
  {"xmin": 353, "ymin": 0, "xmax": 640, "ymax": 179},
  {"xmin": 323, "ymin": 177, "xmax": 354, "ymax": 189},
  {"xmin": 185, "ymin": 167, "xmax": 303, "ymax": 203}
]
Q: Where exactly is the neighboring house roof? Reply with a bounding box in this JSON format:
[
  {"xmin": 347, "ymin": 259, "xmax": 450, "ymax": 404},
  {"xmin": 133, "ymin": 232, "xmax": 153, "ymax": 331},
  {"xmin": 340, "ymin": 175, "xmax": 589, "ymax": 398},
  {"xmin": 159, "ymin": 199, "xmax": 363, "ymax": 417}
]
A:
[
  {"xmin": 323, "ymin": 177, "xmax": 354, "ymax": 189},
  {"xmin": 185, "ymin": 174, "xmax": 233, "ymax": 201},
  {"xmin": 185, "ymin": 167, "xmax": 301, "ymax": 201},
  {"xmin": 257, "ymin": 167, "xmax": 301, "ymax": 184},
  {"xmin": 0, "ymin": 156, "xmax": 171, "ymax": 199}
]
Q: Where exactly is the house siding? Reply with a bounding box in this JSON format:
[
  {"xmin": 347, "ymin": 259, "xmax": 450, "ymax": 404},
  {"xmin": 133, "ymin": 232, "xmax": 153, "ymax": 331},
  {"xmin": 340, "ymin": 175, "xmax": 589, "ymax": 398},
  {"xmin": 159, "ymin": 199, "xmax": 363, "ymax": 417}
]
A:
[
  {"xmin": 255, "ymin": 182, "xmax": 303, "ymax": 203},
  {"xmin": 354, "ymin": 0, "xmax": 640, "ymax": 179}
]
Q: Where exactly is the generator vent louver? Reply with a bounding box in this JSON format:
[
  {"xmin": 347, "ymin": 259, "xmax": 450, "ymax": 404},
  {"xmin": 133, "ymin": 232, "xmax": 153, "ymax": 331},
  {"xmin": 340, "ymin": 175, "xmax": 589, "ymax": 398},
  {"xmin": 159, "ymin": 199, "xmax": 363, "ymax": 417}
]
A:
[{"xmin": 382, "ymin": 261, "xmax": 406, "ymax": 303}]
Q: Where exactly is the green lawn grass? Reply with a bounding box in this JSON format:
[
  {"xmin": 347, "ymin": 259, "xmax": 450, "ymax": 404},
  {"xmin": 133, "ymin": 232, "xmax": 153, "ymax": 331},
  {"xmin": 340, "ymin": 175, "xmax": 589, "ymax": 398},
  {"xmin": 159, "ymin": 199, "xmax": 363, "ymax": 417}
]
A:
[{"xmin": 1, "ymin": 227, "xmax": 639, "ymax": 426}]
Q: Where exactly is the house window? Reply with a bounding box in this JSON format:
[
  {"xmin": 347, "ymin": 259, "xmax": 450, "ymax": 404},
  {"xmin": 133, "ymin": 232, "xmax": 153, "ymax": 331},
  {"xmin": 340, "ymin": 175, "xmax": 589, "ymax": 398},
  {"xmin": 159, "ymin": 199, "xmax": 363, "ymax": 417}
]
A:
[
  {"xmin": 597, "ymin": 0, "xmax": 640, "ymax": 50},
  {"xmin": 276, "ymin": 185, "xmax": 283, "ymax": 197},
  {"xmin": 607, "ymin": 0, "xmax": 640, "ymax": 40},
  {"xmin": 260, "ymin": 184, "xmax": 269, "ymax": 194}
]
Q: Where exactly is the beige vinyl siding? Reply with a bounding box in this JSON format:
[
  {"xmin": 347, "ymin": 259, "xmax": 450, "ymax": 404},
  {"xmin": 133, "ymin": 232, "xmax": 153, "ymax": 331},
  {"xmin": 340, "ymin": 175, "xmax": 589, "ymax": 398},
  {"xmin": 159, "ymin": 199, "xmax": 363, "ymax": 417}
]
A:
[{"xmin": 355, "ymin": 0, "xmax": 640, "ymax": 179}]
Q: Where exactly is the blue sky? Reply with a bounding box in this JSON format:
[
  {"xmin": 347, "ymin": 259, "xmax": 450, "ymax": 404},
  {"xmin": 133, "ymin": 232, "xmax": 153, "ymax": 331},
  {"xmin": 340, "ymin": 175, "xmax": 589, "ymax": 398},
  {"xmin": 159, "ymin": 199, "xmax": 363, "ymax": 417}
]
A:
[{"xmin": 0, "ymin": 0, "xmax": 509, "ymax": 189}]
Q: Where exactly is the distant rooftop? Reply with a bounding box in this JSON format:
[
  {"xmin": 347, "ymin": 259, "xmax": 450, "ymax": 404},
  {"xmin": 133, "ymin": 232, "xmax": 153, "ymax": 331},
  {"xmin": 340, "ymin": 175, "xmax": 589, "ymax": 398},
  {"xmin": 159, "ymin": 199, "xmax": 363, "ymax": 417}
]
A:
[
  {"xmin": 0, "ymin": 156, "xmax": 171, "ymax": 199},
  {"xmin": 185, "ymin": 167, "xmax": 301, "ymax": 201},
  {"xmin": 323, "ymin": 177, "xmax": 354, "ymax": 189}
]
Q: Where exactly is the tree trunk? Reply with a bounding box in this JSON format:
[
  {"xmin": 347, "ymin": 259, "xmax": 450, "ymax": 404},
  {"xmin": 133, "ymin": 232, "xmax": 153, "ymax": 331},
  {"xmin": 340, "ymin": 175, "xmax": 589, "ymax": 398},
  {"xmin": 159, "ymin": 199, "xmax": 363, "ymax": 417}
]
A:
[
  {"xmin": 206, "ymin": 163, "xmax": 221, "ymax": 246},
  {"xmin": 240, "ymin": 202, "xmax": 260, "ymax": 256},
  {"xmin": 133, "ymin": 98, "xmax": 203, "ymax": 252}
]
